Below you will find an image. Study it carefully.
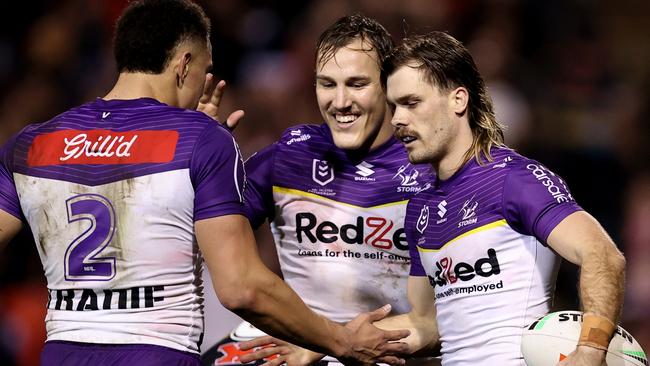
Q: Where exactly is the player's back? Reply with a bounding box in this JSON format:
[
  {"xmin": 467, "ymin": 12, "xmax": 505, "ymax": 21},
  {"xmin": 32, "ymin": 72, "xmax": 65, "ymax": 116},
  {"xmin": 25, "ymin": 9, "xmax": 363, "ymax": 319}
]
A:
[{"xmin": 3, "ymin": 97, "xmax": 241, "ymax": 355}]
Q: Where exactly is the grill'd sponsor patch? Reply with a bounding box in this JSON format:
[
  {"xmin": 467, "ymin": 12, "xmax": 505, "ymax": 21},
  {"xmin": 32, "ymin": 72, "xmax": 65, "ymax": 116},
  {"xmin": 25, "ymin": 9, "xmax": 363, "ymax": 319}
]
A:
[{"xmin": 28, "ymin": 130, "xmax": 179, "ymax": 166}]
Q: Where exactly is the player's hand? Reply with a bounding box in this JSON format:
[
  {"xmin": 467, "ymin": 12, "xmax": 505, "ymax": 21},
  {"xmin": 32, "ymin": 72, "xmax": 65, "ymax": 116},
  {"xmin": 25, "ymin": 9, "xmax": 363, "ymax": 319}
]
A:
[
  {"xmin": 198, "ymin": 73, "xmax": 244, "ymax": 130},
  {"xmin": 556, "ymin": 346, "xmax": 607, "ymax": 366},
  {"xmin": 239, "ymin": 336, "xmax": 323, "ymax": 366},
  {"xmin": 338, "ymin": 304, "xmax": 411, "ymax": 366}
]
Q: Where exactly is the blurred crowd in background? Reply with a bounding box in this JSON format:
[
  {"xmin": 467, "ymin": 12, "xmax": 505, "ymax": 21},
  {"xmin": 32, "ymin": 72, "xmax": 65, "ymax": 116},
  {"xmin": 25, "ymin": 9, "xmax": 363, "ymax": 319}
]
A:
[{"xmin": 0, "ymin": 0, "xmax": 648, "ymax": 365}]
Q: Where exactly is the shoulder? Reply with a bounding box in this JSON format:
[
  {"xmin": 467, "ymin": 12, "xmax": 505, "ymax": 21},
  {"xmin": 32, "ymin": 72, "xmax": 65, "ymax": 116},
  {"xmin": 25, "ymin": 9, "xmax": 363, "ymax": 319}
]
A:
[
  {"xmin": 471, "ymin": 147, "xmax": 536, "ymax": 180},
  {"xmin": 494, "ymin": 149, "xmax": 561, "ymax": 182},
  {"xmin": 275, "ymin": 123, "xmax": 330, "ymax": 148},
  {"xmin": 183, "ymin": 111, "xmax": 236, "ymax": 143}
]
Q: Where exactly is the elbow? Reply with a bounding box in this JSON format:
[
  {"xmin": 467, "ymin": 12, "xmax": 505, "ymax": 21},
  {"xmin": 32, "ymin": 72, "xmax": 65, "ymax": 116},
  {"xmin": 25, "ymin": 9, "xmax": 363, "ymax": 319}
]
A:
[{"xmin": 218, "ymin": 284, "xmax": 259, "ymax": 313}]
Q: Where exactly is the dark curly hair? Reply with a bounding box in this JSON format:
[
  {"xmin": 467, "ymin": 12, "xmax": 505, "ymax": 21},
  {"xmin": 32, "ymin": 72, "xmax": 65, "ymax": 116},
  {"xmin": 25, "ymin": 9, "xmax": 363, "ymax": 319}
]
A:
[
  {"xmin": 316, "ymin": 13, "xmax": 394, "ymax": 70},
  {"xmin": 114, "ymin": 0, "xmax": 211, "ymax": 74}
]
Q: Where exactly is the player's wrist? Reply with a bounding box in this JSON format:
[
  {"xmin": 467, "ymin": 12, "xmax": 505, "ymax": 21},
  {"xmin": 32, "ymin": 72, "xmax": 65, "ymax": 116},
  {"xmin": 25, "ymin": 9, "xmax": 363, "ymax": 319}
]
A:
[
  {"xmin": 301, "ymin": 348, "xmax": 326, "ymax": 364},
  {"xmin": 577, "ymin": 312, "xmax": 616, "ymax": 351},
  {"xmin": 325, "ymin": 322, "xmax": 354, "ymax": 359}
]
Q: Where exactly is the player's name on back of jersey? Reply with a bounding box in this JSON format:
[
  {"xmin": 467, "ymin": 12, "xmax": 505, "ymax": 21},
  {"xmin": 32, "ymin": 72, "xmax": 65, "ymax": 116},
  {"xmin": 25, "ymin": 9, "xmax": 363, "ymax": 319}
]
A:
[
  {"xmin": 297, "ymin": 248, "xmax": 408, "ymax": 261},
  {"xmin": 47, "ymin": 286, "xmax": 164, "ymax": 311}
]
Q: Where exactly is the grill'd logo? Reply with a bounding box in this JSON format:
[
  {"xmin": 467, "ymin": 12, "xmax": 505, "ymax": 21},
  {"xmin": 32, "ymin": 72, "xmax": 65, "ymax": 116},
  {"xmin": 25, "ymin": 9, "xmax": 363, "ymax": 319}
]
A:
[{"xmin": 27, "ymin": 129, "xmax": 178, "ymax": 166}]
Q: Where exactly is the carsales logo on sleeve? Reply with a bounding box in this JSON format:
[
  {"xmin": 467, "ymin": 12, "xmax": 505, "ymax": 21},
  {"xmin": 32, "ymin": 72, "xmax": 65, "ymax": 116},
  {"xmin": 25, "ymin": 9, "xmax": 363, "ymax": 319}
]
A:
[
  {"xmin": 27, "ymin": 130, "xmax": 179, "ymax": 166},
  {"xmin": 526, "ymin": 164, "xmax": 574, "ymax": 203}
]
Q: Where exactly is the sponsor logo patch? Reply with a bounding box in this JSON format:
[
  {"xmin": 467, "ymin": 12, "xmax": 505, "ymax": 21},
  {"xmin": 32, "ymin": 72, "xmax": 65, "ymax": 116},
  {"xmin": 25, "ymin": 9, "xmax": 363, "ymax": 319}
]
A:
[{"xmin": 28, "ymin": 129, "xmax": 178, "ymax": 166}]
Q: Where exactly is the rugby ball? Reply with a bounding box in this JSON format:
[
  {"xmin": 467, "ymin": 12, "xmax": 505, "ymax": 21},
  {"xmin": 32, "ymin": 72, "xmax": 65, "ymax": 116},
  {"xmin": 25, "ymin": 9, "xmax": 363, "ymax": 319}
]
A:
[{"xmin": 522, "ymin": 311, "xmax": 647, "ymax": 366}]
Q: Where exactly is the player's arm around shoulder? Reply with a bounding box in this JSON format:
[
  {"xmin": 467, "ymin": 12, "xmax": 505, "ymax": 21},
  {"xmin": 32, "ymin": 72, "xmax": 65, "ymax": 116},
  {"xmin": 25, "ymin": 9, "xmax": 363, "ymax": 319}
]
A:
[{"xmin": 546, "ymin": 211, "xmax": 626, "ymax": 366}]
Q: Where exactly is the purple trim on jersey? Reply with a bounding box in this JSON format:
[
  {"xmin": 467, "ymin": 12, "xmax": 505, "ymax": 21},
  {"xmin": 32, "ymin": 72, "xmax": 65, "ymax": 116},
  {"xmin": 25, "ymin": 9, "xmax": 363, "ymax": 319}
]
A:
[
  {"xmin": 0, "ymin": 134, "xmax": 22, "ymax": 219},
  {"xmin": 244, "ymin": 144, "xmax": 276, "ymax": 228},
  {"xmin": 41, "ymin": 341, "xmax": 200, "ymax": 366},
  {"xmin": 191, "ymin": 124, "xmax": 246, "ymax": 221},
  {"xmin": 10, "ymin": 98, "xmax": 219, "ymax": 187}
]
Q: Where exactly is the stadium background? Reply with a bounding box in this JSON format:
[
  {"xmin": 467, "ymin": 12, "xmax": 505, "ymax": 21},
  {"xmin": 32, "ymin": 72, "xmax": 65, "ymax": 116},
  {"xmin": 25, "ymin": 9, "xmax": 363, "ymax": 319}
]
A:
[{"xmin": 0, "ymin": 0, "xmax": 648, "ymax": 365}]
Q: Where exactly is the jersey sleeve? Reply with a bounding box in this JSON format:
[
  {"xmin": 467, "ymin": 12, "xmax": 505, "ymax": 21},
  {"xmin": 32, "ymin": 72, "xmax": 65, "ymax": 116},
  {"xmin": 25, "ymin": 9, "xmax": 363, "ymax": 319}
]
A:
[
  {"xmin": 243, "ymin": 144, "xmax": 276, "ymax": 229},
  {"xmin": 190, "ymin": 123, "xmax": 246, "ymax": 221},
  {"xmin": 502, "ymin": 161, "xmax": 582, "ymax": 242},
  {"xmin": 405, "ymin": 200, "xmax": 427, "ymax": 277},
  {"xmin": 0, "ymin": 135, "xmax": 23, "ymax": 220}
]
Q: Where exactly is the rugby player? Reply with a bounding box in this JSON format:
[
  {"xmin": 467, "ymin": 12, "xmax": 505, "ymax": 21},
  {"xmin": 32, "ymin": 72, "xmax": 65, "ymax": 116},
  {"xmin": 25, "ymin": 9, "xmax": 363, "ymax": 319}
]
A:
[
  {"xmin": 0, "ymin": 2, "xmax": 409, "ymax": 365},
  {"xmin": 375, "ymin": 31, "xmax": 626, "ymax": 366},
  {"xmin": 201, "ymin": 14, "xmax": 434, "ymax": 366}
]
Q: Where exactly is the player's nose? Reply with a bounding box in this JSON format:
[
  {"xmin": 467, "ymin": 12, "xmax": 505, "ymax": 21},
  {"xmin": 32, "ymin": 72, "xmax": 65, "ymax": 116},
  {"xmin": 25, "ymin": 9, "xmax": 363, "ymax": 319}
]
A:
[{"xmin": 332, "ymin": 86, "xmax": 352, "ymax": 109}]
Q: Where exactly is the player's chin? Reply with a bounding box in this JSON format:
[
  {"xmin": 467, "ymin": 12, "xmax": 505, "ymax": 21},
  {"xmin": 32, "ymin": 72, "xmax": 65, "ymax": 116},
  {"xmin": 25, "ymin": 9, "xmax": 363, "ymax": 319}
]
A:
[
  {"xmin": 332, "ymin": 138, "xmax": 363, "ymax": 150},
  {"xmin": 406, "ymin": 149, "xmax": 427, "ymax": 165},
  {"xmin": 331, "ymin": 131, "xmax": 365, "ymax": 150}
]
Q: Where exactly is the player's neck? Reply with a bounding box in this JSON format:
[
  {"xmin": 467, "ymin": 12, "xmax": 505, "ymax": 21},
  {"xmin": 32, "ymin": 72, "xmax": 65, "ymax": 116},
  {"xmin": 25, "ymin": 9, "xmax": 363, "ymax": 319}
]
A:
[
  {"xmin": 367, "ymin": 116, "xmax": 396, "ymax": 151},
  {"xmin": 434, "ymin": 121, "xmax": 474, "ymax": 181},
  {"xmin": 104, "ymin": 72, "xmax": 176, "ymax": 105}
]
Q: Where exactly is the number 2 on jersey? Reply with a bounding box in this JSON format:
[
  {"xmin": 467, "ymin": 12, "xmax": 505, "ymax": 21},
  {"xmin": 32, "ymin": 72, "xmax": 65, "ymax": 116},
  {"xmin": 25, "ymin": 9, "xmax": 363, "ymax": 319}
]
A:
[{"xmin": 64, "ymin": 194, "xmax": 117, "ymax": 281}]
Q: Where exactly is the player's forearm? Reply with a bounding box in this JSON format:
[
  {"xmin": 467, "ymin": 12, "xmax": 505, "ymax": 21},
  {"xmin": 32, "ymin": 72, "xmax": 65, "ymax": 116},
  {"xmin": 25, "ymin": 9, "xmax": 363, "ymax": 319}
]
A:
[
  {"xmin": 375, "ymin": 312, "xmax": 439, "ymax": 355},
  {"xmin": 197, "ymin": 216, "xmax": 350, "ymax": 358},
  {"xmin": 578, "ymin": 243, "xmax": 626, "ymax": 322},
  {"xmin": 218, "ymin": 267, "xmax": 350, "ymax": 358}
]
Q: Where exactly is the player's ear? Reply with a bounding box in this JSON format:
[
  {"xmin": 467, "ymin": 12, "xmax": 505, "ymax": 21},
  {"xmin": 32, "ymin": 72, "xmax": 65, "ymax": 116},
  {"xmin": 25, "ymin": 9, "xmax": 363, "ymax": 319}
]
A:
[
  {"xmin": 176, "ymin": 52, "xmax": 192, "ymax": 88},
  {"xmin": 449, "ymin": 86, "xmax": 468, "ymax": 116}
]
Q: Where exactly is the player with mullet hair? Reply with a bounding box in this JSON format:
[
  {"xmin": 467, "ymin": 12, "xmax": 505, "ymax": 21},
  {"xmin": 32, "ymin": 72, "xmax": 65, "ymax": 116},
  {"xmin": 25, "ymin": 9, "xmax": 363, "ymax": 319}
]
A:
[
  {"xmin": 202, "ymin": 14, "xmax": 434, "ymax": 366},
  {"xmin": 370, "ymin": 31, "xmax": 626, "ymax": 365},
  {"xmin": 0, "ymin": 1, "xmax": 410, "ymax": 365},
  {"xmin": 239, "ymin": 30, "xmax": 628, "ymax": 366}
]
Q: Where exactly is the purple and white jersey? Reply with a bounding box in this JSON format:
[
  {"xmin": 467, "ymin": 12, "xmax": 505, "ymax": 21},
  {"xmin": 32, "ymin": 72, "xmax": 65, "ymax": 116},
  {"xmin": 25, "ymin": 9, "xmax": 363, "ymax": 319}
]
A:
[
  {"xmin": 245, "ymin": 124, "xmax": 432, "ymax": 322},
  {"xmin": 406, "ymin": 148, "xmax": 581, "ymax": 366},
  {"xmin": 0, "ymin": 98, "xmax": 246, "ymax": 354}
]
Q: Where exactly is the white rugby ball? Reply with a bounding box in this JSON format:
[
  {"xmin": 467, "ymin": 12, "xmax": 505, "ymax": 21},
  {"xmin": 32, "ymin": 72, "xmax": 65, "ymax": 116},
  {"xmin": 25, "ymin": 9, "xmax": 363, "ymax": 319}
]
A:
[{"xmin": 522, "ymin": 311, "xmax": 647, "ymax": 366}]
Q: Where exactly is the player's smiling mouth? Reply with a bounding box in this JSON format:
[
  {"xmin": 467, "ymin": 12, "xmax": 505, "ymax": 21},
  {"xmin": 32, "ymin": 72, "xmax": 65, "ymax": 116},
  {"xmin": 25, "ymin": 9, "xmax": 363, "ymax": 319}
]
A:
[{"xmin": 334, "ymin": 113, "xmax": 359, "ymax": 124}]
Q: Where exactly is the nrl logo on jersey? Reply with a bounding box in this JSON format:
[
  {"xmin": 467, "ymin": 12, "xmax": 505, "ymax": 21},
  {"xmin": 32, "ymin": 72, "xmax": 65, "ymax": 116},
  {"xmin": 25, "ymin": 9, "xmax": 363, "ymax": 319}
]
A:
[
  {"xmin": 416, "ymin": 205, "xmax": 430, "ymax": 234},
  {"xmin": 312, "ymin": 159, "xmax": 334, "ymax": 186},
  {"xmin": 393, "ymin": 164, "xmax": 422, "ymax": 193}
]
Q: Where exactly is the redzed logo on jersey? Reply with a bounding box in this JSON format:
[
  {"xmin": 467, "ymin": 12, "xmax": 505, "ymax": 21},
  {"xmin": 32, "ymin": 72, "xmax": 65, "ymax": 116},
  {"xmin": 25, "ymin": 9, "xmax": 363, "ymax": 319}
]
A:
[{"xmin": 27, "ymin": 129, "xmax": 179, "ymax": 166}]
